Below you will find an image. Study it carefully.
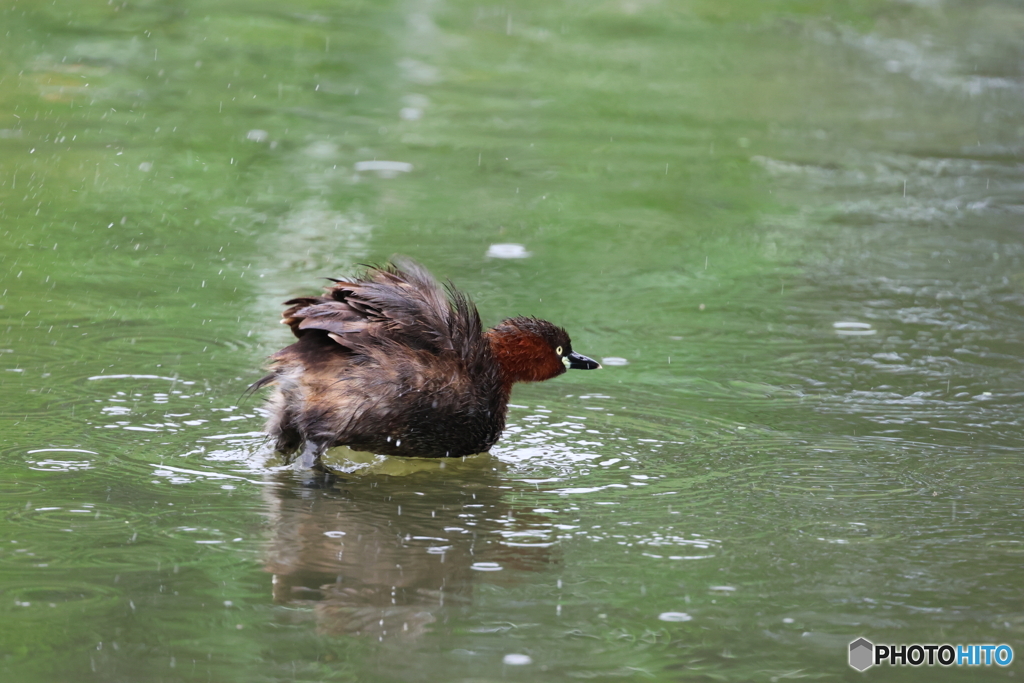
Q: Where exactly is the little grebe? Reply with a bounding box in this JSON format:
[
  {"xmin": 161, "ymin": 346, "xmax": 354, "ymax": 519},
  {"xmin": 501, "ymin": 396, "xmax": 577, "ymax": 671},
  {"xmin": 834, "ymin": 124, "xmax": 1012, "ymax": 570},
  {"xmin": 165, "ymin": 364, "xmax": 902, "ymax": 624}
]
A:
[{"xmin": 252, "ymin": 258, "xmax": 600, "ymax": 470}]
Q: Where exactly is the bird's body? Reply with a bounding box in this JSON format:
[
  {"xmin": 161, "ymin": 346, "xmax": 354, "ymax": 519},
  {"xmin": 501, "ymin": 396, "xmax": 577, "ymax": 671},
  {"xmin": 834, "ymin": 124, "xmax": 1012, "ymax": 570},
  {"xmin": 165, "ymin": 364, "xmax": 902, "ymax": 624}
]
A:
[{"xmin": 253, "ymin": 258, "xmax": 599, "ymax": 469}]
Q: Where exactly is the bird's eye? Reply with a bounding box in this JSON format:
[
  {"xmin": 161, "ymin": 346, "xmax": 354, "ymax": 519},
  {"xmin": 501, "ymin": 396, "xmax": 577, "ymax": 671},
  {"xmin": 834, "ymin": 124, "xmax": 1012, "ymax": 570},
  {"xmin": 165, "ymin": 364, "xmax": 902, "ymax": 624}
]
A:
[{"xmin": 555, "ymin": 346, "xmax": 563, "ymax": 356}]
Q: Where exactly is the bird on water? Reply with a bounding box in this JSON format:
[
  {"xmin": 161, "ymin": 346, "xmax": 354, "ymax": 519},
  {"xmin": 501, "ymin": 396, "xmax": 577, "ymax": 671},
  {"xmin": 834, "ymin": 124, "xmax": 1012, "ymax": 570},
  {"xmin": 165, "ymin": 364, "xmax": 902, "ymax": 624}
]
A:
[{"xmin": 252, "ymin": 257, "xmax": 601, "ymax": 471}]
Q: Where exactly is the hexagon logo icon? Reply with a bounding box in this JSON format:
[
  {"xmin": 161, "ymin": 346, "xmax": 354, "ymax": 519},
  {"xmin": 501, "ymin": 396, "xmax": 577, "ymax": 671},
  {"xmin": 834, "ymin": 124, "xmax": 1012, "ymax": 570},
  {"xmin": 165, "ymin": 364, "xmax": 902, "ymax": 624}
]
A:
[{"xmin": 849, "ymin": 638, "xmax": 874, "ymax": 671}]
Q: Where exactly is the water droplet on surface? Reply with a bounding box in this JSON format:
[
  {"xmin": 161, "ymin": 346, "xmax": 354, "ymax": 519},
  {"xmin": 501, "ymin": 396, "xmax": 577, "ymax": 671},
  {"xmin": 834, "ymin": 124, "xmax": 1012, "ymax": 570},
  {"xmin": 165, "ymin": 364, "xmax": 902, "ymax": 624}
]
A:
[
  {"xmin": 304, "ymin": 141, "xmax": 339, "ymax": 159},
  {"xmin": 486, "ymin": 243, "xmax": 530, "ymax": 259},
  {"xmin": 833, "ymin": 321, "xmax": 876, "ymax": 336},
  {"xmin": 470, "ymin": 562, "xmax": 502, "ymax": 572},
  {"xmin": 658, "ymin": 612, "xmax": 692, "ymax": 622},
  {"xmin": 354, "ymin": 160, "xmax": 412, "ymax": 177}
]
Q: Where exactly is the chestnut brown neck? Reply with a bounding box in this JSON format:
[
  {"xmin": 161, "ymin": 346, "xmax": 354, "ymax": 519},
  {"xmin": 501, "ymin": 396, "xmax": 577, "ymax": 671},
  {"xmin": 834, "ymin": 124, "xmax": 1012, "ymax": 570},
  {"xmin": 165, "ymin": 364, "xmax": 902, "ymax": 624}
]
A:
[{"xmin": 485, "ymin": 327, "xmax": 563, "ymax": 388}]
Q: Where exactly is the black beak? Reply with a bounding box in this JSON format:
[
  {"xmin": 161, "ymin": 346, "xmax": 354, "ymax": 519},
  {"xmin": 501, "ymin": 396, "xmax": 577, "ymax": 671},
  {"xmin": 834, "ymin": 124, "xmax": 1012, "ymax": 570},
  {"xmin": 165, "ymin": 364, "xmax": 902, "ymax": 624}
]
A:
[{"xmin": 567, "ymin": 351, "xmax": 601, "ymax": 370}]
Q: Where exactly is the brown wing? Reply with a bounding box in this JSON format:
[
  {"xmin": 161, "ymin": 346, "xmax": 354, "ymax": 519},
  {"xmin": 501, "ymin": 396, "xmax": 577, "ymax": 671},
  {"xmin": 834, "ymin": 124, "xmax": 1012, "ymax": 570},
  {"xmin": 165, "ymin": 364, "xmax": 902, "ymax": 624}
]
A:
[{"xmin": 279, "ymin": 257, "xmax": 476, "ymax": 356}]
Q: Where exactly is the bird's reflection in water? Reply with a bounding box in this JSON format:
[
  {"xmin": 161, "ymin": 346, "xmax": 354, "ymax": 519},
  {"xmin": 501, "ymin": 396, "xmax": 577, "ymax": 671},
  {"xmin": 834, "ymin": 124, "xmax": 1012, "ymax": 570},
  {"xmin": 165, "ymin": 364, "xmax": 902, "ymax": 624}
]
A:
[{"xmin": 261, "ymin": 452, "xmax": 556, "ymax": 640}]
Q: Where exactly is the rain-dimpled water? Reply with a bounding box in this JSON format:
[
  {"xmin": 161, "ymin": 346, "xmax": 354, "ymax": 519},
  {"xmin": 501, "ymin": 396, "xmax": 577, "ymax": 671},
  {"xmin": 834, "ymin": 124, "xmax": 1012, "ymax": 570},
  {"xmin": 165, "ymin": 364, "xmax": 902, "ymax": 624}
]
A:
[{"xmin": 1, "ymin": 0, "xmax": 1022, "ymax": 681}]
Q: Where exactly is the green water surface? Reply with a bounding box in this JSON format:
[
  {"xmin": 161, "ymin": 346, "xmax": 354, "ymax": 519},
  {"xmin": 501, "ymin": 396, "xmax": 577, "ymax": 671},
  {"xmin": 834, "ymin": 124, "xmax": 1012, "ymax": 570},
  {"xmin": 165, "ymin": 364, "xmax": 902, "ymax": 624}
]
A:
[{"xmin": 2, "ymin": 0, "xmax": 1022, "ymax": 681}]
